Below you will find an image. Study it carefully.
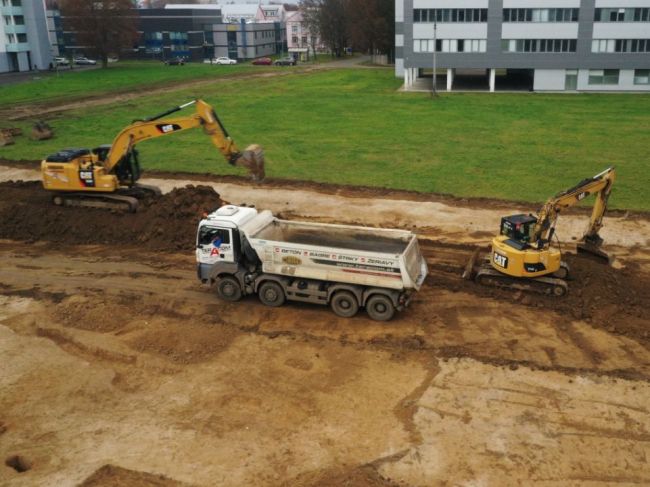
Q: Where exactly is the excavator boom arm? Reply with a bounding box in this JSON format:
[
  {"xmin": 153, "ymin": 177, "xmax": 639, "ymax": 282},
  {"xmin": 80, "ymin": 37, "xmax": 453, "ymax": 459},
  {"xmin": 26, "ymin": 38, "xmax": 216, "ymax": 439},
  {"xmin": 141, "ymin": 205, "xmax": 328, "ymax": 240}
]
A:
[
  {"xmin": 103, "ymin": 99, "xmax": 251, "ymax": 175},
  {"xmin": 533, "ymin": 167, "xmax": 616, "ymax": 245}
]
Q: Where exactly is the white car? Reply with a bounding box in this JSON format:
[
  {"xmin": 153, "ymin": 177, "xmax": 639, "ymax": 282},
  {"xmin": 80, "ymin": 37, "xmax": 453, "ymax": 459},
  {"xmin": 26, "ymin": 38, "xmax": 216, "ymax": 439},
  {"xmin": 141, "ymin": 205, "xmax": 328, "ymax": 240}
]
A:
[
  {"xmin": 53, "ymin": 57, "xmax": 70, "ymax": 67},
  {"xmin": 74, "ymin": 56, "xmax": 97, "ymax": 65},
  {"xmin": 204, "ymin": 57, "xmax": 237, "ymax": 65}
]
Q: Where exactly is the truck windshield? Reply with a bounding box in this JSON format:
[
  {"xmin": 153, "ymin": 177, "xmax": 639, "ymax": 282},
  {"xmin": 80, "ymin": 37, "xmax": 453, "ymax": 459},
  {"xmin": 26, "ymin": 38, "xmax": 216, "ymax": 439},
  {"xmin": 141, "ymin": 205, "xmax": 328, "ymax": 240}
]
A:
[{"xmin": 198, "ymin": 226, "xmax": 230, "ymax": 246}]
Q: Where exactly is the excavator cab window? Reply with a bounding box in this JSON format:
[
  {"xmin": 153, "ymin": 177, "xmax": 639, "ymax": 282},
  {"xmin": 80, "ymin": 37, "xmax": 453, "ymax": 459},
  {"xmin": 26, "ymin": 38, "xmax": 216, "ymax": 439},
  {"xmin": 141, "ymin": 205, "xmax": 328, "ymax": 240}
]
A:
[{"xmin": 500, "ymin": 215, "xmax": 537, "ymax": 244}]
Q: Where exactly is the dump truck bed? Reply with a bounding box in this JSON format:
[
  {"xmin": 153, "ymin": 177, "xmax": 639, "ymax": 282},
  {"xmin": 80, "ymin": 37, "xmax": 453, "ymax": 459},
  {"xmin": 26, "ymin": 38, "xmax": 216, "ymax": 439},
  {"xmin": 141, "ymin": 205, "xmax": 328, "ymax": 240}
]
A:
[
  {"xmin": 245, "ymin": 215, "xmax": 427, "ymax": 291},
  {"xmin": 253, "ymin": 220, "xmax": 410, "ymax": 254}
]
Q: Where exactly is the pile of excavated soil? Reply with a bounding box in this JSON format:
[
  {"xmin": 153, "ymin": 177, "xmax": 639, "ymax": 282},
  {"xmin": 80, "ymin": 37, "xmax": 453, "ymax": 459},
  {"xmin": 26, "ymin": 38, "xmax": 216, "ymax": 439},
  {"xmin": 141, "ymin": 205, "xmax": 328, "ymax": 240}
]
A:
[
  {"xmin": 0, "ymin": 181, "xmax": 225, "ymax": 251},
  {"xmin": 427, "ymin": 250, "xmax": 650, "ymax": 349},
  {"xmin": 80, "ymin": 464, "xmax": 188, "ymax": 487}
]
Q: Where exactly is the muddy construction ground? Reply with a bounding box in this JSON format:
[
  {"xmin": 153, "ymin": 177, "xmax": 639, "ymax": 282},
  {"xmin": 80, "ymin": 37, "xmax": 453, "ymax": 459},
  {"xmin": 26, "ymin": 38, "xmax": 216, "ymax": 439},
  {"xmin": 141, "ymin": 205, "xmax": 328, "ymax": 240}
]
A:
[{"xmin": 1, "ymin": 169, "xmax": 649, "ymax": 486}]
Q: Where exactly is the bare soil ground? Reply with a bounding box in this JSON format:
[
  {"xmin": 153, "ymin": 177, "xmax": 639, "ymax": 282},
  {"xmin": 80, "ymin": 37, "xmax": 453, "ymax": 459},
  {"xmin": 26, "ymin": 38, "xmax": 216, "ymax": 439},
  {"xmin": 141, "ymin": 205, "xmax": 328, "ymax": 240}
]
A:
[{"xmin": 1, "ymin": 173, "xmax": 649, "ymax": 486}]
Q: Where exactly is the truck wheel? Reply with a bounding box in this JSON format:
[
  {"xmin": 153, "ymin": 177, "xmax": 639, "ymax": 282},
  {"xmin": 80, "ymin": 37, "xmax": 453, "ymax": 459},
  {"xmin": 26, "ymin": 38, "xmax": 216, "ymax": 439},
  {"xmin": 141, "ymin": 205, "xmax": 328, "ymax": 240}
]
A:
[
  {"xmin": 258, "ymin": 281, "xmax": 285, "ymax": 307},
  {"xmin": 216, "ymin": 276, "xmax": 242, "ymax": 302},
  {"xmin": 330, "ymin": 291, "xmax": 359, "ymax": 318},
  {"xmin": 366, "ymin": 294, "xmax": 395, "ymax": 322}
]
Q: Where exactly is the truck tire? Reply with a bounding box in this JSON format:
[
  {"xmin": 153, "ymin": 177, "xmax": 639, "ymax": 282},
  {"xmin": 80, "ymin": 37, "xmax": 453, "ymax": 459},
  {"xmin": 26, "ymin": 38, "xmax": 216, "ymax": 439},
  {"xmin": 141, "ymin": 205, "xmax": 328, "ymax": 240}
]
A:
[
  {"xmin": 366, "ymin": 294, "xmax": 395, "ymax": 322},
  {"xmin": 330, "ymin": 291, "xmax": 359, "ymax": 318},
  {"xmin": 258, "ymin": 281, "xmax": 285, "ymax": 307},
  {"xmin": 216, "ymin": 276, "xmax": 242, "ymax": 302}
]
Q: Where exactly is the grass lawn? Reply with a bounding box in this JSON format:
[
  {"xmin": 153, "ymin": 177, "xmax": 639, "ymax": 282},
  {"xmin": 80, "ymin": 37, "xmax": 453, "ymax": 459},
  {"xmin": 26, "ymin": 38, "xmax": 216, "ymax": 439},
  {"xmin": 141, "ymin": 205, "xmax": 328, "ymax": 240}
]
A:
[
  {"xmin": 0, "ymin": 61, "xmax": 266, "ymax": 107},
  {"xmin": 1, "ymin": 68, "xmax": 649, "ymax": 210}
]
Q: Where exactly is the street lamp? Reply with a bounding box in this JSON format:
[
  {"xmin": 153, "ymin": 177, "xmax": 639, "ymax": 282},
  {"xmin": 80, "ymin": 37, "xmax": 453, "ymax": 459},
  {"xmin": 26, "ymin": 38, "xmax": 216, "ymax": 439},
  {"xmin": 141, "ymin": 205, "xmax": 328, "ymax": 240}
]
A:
[{"xmin": 432, "ymin": 18, "xmax": 438, "ymax": 97}]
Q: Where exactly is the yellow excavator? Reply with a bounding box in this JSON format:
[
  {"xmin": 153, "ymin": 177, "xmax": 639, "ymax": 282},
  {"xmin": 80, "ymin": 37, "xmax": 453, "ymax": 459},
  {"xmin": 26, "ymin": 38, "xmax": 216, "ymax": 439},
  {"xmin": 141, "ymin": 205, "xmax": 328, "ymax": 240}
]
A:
[
  {"xmin": 465, "ymin": 167, "xmax": 616, "ymax": 296},
  {"xmin": 41, "ymin": 99, "xmax": 265, "ymax": 212}
]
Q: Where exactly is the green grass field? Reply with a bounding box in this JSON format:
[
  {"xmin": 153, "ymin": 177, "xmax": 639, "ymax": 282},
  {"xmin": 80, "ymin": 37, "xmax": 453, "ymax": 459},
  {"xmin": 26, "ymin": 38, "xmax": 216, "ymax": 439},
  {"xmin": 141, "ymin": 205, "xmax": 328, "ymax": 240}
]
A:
[
  {"xmin": 0, "ymin": 61, "xmax": 265, "ymax": 107},
  {"xmin": 1, "ymin": 68, "xmax": 649, "ymax": 210}
]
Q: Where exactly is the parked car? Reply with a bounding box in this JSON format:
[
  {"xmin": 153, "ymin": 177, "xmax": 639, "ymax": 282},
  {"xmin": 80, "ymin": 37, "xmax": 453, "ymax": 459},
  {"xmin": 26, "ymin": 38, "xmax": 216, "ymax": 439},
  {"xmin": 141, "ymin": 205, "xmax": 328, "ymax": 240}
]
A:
[
  {"xmin": 74, "ymin": 56, "xmax": 97, "ymax": 65},
  {"xmin": 251, "ymin": 57, "xmax": 272, "ymax": 66},
  {"xmin": 164, "ymin": 57, "xmax": 185, "ymax": 66},
  {"xmin": 53, "ymin": 57, "xmax": 69, "ymax": 67},
  {"xmin": 204, "ymin": 57, "xmax": 237, "ymax": 65},
  {"xmin": 107, "ymin": 56, "xmax": 119, "ymax": 63},
  {"xmin": 274, "ymin": 56, "xmax": 296, "ymax": 66}
]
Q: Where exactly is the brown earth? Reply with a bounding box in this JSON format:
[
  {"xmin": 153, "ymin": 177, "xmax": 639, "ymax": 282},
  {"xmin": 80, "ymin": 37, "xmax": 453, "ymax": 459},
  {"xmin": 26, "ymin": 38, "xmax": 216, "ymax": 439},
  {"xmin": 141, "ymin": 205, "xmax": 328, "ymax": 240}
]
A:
[
  {"xmin": 1, "ymin": 177, "xmax": 649, "ymax": 486},
  {"xmin": 0, "ymin": 181, "xmax": 224, "ymax": 251}
]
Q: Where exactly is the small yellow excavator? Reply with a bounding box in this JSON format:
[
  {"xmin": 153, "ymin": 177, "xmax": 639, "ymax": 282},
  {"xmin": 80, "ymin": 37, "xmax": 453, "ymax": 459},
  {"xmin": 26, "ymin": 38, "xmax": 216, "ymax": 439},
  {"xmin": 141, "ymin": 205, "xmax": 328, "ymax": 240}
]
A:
[
  {"xmin": 41, "ymin": 99, "xmax": 265, "ymax": 211},
  {"xmin": 465, "ymin": 167, "xmax": 616, "ymax": 296}
]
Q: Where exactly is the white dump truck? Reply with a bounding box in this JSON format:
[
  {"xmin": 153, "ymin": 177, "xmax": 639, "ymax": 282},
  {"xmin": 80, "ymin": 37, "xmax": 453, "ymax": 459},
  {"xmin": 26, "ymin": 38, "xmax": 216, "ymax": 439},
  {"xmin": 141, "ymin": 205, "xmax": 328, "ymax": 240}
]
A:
[{"xmin": 196, "ymin": 205, "xmax": 428, "ymax": 321}]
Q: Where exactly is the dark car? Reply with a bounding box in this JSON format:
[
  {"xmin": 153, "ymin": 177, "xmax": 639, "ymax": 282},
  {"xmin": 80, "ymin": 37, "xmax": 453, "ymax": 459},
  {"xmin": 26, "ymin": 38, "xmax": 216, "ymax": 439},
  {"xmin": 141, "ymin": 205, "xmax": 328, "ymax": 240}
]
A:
[
  {"xmin": 164, "ymin": 57, "xmax": 185, "ymax": 66},
  {"xmin": 251, "ymin": 57, "xmax": 272, "ymax": 65},
  {"xmin": 274, "ymin": 57, "xmax": 296, "ymax": 66}
]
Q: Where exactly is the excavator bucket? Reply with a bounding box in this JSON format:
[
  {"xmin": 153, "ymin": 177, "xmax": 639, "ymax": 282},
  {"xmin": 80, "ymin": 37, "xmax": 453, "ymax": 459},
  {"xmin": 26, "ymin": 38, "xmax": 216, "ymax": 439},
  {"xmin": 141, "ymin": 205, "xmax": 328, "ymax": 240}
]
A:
[
  {"xmin": 462, "ymin": 247, "xmax": 481, "ymax": 280},
  {"xmin": 238, "ymin": 144, "xmax": 265, "ymax": 182},
  {"xmin": 0, "ymin": 131, "xmax": 14, "ymax": 146},
  {"xmin": 576, "ymin": 241, "xmax": 612, "ymax": 264},
  {"xmin": 31, "ymin": 121, "xmax": 54, "ymax": 141}
]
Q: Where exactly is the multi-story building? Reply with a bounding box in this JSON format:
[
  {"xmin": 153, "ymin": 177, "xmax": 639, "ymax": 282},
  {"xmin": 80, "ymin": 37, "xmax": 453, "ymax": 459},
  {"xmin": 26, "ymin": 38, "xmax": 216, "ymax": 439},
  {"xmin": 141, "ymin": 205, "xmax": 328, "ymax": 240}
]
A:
[
  {"xmin": 61, "ymin": 7, "xmax": 222, "ymax": 62},
  {"xmin": 396, "ymin": 0, "xmax": 650, "ymax": 91},
  {"xmin": 0, "ymin": 0, "xmax": 53, "ymax": 73},
  {"xmin": 213, "ymin": 20, "xmax": 281, "ymax": 60},
  {"xmin": 166, "ymin": 4, "xmax": 287, "ymax": 59},
  {"xmin": 286, "ymin": 9, "xmax": 324, "ymax": 60}
]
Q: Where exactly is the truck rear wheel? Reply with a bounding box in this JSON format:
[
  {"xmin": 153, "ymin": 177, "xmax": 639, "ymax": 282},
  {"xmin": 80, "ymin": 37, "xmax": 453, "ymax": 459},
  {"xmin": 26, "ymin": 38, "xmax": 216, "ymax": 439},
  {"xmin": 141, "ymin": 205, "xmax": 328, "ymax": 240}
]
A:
[
  {"xmin": 366, "ymin": 294, "xmax": 395, "ymax": 322},
  {"xmin": 258, "ymin": 281, "xmax": 285, "ymax": 307},
  {"xmin": 330, "ymin": 291, "xmax": 359, "ymax": 318},
  {"xmin": 216, "ymin": 276, "xmax": 242, "ymax": 302}
]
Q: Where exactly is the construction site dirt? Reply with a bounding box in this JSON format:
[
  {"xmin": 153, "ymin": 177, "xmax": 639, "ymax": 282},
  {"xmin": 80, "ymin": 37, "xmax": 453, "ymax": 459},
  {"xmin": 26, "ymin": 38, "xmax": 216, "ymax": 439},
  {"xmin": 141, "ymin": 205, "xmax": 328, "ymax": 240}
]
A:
[{"xmin": 1, "ymin": 175, "xmax": 649, "ymax": 486}]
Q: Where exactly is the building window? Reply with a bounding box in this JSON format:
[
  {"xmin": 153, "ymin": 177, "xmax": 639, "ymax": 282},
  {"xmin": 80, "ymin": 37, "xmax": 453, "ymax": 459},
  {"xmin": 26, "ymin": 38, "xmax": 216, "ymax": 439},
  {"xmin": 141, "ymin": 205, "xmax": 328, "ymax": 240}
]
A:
[
  {"xmin": 592, "ymin": 39, "xmax": 650, "ymax": 53},
  {"xmin": 503, "ymin": 8, "xmax": 578, "ymax": 22},
  {"xmin": 413, "ymin": 38, "xmax": 486, "ymax": 53},
  {"xmin": 413, "ymin": 8, "xmax": 487, "ymax": 23},
  {"xmin": 634, "ymin": 69, "xmax": 650, "ymax": 84},
  {"xmin": 292, "ymin": 36, "xmax": 298, "ymax": 44},
  {"xmin": 595, "ymin": 8, "xmax": 650, "ymax": 22},
  {"xmin": 588, "ymin": 69, "xmax": 619, "ymax": 85},
  {"xmin": 16, "ymin": 32, "xmax": 26, "ymax": 43},
  {"xmin": 292, "ymin": 25, "xmax": 298, "ymax": 33},
  {"xmin": 502, "ymin": 39, "xmax": 577, "ymax": 53}
]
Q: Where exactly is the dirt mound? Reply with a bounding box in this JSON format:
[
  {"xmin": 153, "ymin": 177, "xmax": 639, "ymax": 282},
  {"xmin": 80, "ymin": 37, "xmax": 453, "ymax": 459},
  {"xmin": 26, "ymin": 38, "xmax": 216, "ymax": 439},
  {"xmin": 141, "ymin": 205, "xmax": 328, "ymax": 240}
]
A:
[
  {"xmin": 0, "ymin": 181, "xmax": 225, "ymax": 251},
  {"xmin": 129, "ymin": 321, "xmax": 240, "ymax": 364},
  {"xmin": 428, "ymin": 250, "xmax": 650, "ymax": 349},
  {"xmin": 80, "ymin": 464, "xmax": 189, "ymax": 487},
  {"xmin": 285, "ymin": 465, "xmax": 400, "ymax": 487}
]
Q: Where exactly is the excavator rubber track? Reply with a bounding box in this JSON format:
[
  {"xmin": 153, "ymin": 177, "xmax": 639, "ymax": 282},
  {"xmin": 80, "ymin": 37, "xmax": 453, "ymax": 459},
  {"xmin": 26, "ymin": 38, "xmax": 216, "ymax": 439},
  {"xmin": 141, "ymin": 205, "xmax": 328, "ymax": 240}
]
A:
[
  {"xmin": 473, "ymin": 263, "xmax": 569, "ymax": 297},
  {"xmin": 52, "ymin": 193, "xmax": 139, "ymax": 212},
  {"xmin": 51, "ymin": 184, "xmax": 162, "ymax": 213}
]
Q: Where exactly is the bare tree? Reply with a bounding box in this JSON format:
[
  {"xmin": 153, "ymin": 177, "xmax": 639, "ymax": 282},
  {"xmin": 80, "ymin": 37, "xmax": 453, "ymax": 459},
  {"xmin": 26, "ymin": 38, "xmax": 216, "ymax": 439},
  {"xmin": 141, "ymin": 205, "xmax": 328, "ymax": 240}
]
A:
[
  {"xmin": 61, "ymin": 0, "xmax": 138, "ymax": 68},
  {"xmin": 300, "ymin": 0, "xmax": 348, "ymax": 57},
  {"xmin": 300, "ymin": 0, "xmax": 394, "ymax": 58}
]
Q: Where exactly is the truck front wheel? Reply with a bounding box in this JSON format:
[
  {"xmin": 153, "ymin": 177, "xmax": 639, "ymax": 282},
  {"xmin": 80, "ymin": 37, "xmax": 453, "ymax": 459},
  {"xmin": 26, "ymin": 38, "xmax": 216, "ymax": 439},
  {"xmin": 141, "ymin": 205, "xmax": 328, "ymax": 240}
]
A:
[
  {"xmin": 216, "ymin": 276, "xmax": 242, "ymax": 302},
  {"xmin": 258, "ymin": 281, "xmax": 285, "ymax": 307},
  {"xmin": 366, "ymin": 294, "xmax": 395, "ymax": 322},
  {"xmin": 330, "ymin": 291, "xmax": 359, "ymax": 318}
]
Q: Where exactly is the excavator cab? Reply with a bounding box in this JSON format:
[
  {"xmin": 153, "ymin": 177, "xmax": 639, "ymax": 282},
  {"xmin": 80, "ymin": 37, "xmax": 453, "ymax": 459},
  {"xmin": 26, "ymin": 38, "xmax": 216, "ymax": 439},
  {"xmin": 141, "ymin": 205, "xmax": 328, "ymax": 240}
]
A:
[{"xmin": 499, "ymin": 214, "xmax": 537, "ymax": 249}]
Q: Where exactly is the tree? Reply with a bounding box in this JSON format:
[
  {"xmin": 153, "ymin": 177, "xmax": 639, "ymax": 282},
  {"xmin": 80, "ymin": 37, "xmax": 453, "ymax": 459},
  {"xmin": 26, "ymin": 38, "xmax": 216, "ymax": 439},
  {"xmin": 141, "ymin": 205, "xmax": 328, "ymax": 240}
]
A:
[
  {"xmin": 300, "ymin": 0, "xmax": 349, "ymax": 57},
  {"xmin": 60, "ymin": 0, "xmax": 138, "ymax": 68},
  {"xmin": 299, "ymin": 0, "xmax": 394, "ymax": 58}
]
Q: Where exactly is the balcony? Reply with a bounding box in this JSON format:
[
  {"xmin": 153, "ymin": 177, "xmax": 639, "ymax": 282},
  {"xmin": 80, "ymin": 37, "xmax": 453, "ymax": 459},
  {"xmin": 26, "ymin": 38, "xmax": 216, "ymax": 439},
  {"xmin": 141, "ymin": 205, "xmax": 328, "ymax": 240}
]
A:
[
  {"xmin": 0, "ymin": 6, "xmax": 24, "ymax": 16},
  {"xmin": 3, "ymin": 24, "xmax": 27, "ymax": 34},
  {"xmin": 5, "ymin": 42, "xmax": 29, "ymax": 52}
]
